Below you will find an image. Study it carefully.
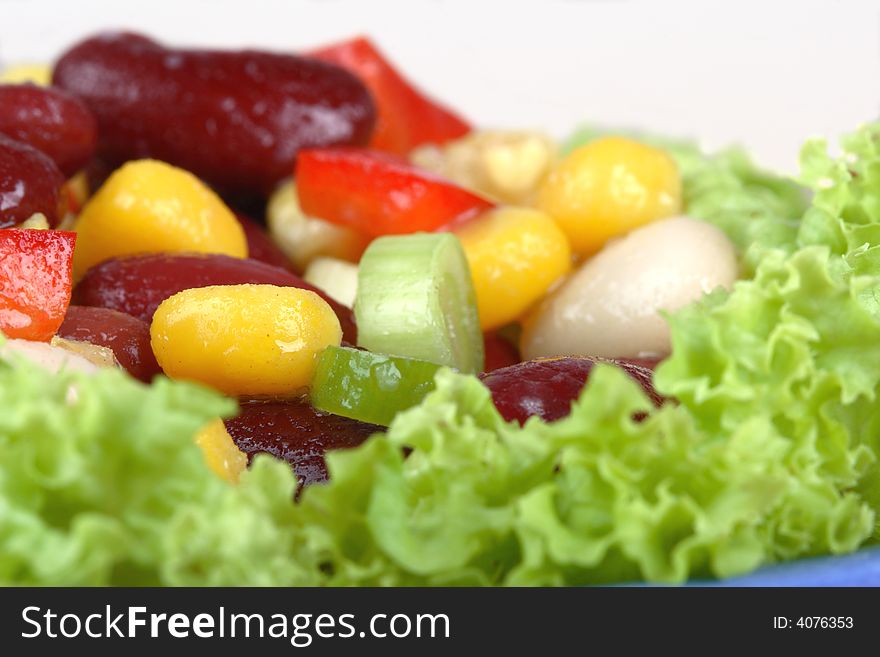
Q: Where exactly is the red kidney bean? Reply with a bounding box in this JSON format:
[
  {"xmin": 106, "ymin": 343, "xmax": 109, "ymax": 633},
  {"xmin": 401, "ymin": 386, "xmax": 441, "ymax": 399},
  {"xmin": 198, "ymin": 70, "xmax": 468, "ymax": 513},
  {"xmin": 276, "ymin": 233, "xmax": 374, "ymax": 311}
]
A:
[
  {"xmin": 0, "ymin": 84, "xmax": 97, "ymax": 176},
  {"xmin": 72, "ymin": 253, "xmax": 357, "ymax": 343},
  {"xmin": 84, "ymin": 155, "xmax": 113, "ymax": 193},
  {"xmin": 53, "ymin": 32, "xmax": 376, "ymax": 194},
  {"xmin": 0, "ymin": 133, "xmax": 65, "ymax": 228},
  {"xmin": 225, "ymin": 398, "xmax": 382, "ymax": 492},
  {"xmin": 235, "ymin": 212, "xmax": 293, "ymax": 272},
  {"xmin": 479, "ymin": 356, "xmax": 663, "ymax": 425},
  {"xmin": 482, "ymin": 331, "xmax": 520, "ymax": 373},
  {"xmin": 57, "ymin": 305, "xmax": 162, "ymax": 383}
]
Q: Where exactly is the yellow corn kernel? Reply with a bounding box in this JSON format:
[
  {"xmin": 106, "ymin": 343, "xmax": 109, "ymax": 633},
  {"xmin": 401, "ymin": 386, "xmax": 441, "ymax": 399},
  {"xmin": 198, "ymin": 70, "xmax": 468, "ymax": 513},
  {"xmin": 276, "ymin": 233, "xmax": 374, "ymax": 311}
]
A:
[
  {"xmin": 195, "ymin": 419, "xmax": 248, "ymax": 484},
  {"xmin": 267, "ymin": 179, "xmax": 368, "ymax": 271},
  {"xmin": 73, "ymin": 159, "xmax": 246, "ymax": 279},
  {"xmin": 537, "ymin": 136, "xmax": 682, "ymax": 255},
  {"xmin": 151, "ymin": 284, "xmax": 342, "ymax": 396},
  {"xmin": 0, "ymin": 63, "xmax": 52, "ymax": 85},
  {"xmin": 411, "ymin": 130, "xmax": 557, "ymax": 206},
  {"xmin": 455, "ymin": 206, "xmax": 571, "ymax": 330}
]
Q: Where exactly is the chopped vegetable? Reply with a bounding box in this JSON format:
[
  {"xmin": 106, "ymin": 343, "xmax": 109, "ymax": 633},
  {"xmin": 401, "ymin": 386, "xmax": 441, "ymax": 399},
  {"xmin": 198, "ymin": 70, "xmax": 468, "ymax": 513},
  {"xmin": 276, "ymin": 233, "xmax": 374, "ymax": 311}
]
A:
[
  {"xmin": 0, "ymin": 228, "xmax": 75, "ymax": 341},
  {"xmin": 538, "ymin": 136, "xmax": 682, "ymax": 255},
  {"xmin": 455, "ymin": 206, "xmax": 571, "ymax": 330},
  {"xmin": 304, "ymin": 257, "xmax": 359, "ymax": 307},
  {"xmin": 296, "ymin": 147, "xmax": 494, "ymax": 236},
  {"xmin": 355, "ymin": 233, "xmax": 484, "ymax": 373},
  {"xmin": 311, "ymin": 345, "xmax": 443, "ymax": 426},
  {"xmin": 73, "ymin": 159, "xmax": 247, "ymax": 279},
  {"xmin": 150, "ymin": 284, "xmax": 342, "ymax": 396},
  {"xmin": 308, "ymin": 36, "xmax": 470, "ymax": 155}
]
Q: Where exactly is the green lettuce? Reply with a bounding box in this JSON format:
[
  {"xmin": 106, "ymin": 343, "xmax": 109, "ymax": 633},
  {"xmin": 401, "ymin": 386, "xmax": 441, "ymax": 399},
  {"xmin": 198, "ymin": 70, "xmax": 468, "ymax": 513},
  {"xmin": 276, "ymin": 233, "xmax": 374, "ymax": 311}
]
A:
[
  {"xmin": 798, "ymin": 123, "xmax": 880, "ymax": 277},
  {"xmin": 290, "ymin": 362, "xmax": 871, "ymax": 585},
  {"xmin": 0, "ymin": 355, "xmax": 235, "ymax": 585}
]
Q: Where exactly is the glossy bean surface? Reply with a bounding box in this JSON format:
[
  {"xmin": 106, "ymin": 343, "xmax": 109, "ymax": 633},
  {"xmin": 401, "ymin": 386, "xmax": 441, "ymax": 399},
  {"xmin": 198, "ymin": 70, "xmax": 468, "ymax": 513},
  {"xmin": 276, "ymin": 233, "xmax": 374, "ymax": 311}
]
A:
[
  {"xmin": 0, "ymin": 83, "xmax": 97, "ymax": 176},
  {"xmin": 0, "ymin": 133, "xmax": 64, "ymax": 228},
  {"xmin": 72, "ymin": 253, "xmax": 357, "ymax": 343},
  {"xmin": 57, "ymin": 305, "xmax": 162, "ymax": 382},
  {"xmin": 225, "ymin": 398, "xmax": 383, "ymax": 490},
  {"xmin": 53, "ymin": 32, "xmax": 376, "ymax": 194},
  {"xmin": 480, "ymin": 356, "xmax": 663, "ymax": 425}
]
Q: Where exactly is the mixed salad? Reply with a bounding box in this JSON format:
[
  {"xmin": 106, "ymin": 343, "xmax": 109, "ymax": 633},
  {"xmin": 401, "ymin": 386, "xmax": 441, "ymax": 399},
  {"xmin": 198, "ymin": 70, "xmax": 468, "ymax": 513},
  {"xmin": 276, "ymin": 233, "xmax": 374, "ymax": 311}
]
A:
[{"xmin": 1, "ymin": 32, "xmax": 879, "ymax": 586}]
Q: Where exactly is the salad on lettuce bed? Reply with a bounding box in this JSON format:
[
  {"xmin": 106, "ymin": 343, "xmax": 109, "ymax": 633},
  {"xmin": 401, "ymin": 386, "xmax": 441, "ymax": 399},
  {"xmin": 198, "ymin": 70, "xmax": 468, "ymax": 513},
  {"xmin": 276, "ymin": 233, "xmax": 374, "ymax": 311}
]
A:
[{"xmin": 3, "ymin": 117, "xmax": 880, "ymax": 586}]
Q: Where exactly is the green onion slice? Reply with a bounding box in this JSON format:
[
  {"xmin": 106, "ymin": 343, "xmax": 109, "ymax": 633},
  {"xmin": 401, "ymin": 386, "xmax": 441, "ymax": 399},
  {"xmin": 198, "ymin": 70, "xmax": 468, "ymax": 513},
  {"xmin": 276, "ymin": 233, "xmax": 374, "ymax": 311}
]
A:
[
  {"xmin": 354, "ymin": 233, "xmax": 484, "ymax": 373},
  {"xmin": 311, "ymin": 346, "xmax": 443, "ymax": 426}
]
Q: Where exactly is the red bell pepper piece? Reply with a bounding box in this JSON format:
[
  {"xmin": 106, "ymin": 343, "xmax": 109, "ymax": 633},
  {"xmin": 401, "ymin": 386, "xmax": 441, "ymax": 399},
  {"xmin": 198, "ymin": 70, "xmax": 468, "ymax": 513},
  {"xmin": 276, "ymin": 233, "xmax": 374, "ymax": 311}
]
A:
[
  {"xmin": 297, "ymin": 148, "xmax": 494, "ymax": 237},
  {"xmin": 0, "ymin": 229, "xmax": 76, "ymax": 341},
  {"xmin": 307, "ymin": 36, "xmax": 471, "ymax": 155}
]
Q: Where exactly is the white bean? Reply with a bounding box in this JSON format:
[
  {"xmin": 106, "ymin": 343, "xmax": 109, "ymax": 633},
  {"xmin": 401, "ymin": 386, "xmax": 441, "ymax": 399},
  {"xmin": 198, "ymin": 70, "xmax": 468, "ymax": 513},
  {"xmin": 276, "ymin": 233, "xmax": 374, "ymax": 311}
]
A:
[{"xmin": 521, "ymin": 216, "xmax": 738, "ymax": 360}]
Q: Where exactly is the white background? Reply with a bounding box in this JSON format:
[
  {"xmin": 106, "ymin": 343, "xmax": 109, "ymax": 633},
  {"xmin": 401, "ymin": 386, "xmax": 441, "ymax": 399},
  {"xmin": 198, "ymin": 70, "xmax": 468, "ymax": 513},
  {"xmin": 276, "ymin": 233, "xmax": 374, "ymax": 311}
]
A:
[{"xmin": 0, "ymin": 0, "xmax": 878, "ymax": 173}]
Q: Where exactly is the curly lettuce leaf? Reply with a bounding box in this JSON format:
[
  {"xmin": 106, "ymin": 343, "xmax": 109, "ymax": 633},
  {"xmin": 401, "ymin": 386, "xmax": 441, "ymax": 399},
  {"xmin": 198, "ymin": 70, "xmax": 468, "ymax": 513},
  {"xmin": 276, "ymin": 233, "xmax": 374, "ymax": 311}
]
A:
[
  {"xmin": 798, "ymin": 124, "xmax": 880, "ymax": 283},
  {"xmin": 0, "ymin": 356, "xmax": 238, "ymax": 585}
]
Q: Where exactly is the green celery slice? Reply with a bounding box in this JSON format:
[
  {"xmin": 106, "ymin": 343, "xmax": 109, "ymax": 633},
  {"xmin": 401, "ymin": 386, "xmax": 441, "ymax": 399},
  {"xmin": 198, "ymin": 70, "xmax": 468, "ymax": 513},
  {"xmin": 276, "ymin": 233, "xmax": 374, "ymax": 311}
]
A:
[
  {"xmin": 354, "ymin": 233, "xmax": 484, "ymax": 373},
  {"xmin": 310, "ymin": 345, "xmax": 443, "ymax": 426}
]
